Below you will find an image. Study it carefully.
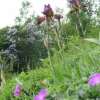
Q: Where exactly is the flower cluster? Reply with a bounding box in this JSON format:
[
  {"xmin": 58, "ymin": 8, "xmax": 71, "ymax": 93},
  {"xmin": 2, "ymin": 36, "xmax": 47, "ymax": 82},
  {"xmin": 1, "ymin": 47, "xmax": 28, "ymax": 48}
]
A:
[
  {"xmin": 13, "ymin": 79, "xmax": 48, "ymax": 100},
  {"xmin": 13, "ymin": 72, "xmax": 100, "ymax": 99},
  {"xmin": 36, "ymin": 4, "xmax": 63, "ymax": 25}
]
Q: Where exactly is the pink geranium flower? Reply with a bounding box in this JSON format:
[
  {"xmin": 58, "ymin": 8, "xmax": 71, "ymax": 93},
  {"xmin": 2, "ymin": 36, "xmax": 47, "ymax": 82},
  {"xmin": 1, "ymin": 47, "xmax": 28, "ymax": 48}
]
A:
[
  {"xmin": 34, "ymin": 89, "xmax": 48, "ymax": 100},
  {"xmin": 88, "ymin": 73, "xmax": 100, "ymax": 86},
  {"xmin": 14, "ymin": 84, "xmax": 22, "ymax": 96}
]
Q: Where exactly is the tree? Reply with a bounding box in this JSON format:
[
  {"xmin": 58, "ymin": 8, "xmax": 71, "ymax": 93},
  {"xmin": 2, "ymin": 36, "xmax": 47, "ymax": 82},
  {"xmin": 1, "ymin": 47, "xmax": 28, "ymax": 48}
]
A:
[
  {"xmin": 15, "ymin": 0, "xmax": 32, "ymax": 25},
  {"xmin": 67, "ymin": 0, "xmax": 95, "ymax": 37}
]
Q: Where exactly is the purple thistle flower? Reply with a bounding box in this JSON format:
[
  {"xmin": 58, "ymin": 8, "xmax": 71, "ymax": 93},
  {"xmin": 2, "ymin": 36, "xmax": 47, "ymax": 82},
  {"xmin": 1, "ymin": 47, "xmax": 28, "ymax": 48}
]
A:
[
  {"xmin": 69, "ymin": 0, "xmax": 76, "ymax": 4},
  {"xmin": 54, "ymin": 14, "xmax": 63, "ymax": 21},
  {"xmin": 34, "ymin": 89, "xmax": 48, "ymax": 100},
  {"xmin": 69, "ymin": 0, "xmax": 80, "ymax": 7},
  {"xmin": 14, "ymin": 84, "xmax": 22, "ymax": 97},
  {"xmin": 88, "ymin": 73, "xmax": 100, "ymax": 86},
  {"xmin": 42, "ymin": 4, "xmax": 54, "ymax": 18}
]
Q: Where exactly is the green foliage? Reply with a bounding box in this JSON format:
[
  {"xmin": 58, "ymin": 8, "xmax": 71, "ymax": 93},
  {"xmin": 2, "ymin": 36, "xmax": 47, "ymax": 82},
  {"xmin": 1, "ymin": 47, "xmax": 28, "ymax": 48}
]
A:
[
  {"xmin": 0, "ymin": 0, "xmax": 100, "ymax": 99},
  {"xmin": 15, "ymin": 0, "xmax": 32, "ymax": 25},
  {"xmin": 1, "ymin": 37, "xmax": 100, "ymax": 99},
  {"xmin": 0, "ymin": 27, "xmax": 9, "ymax": 50},
  {"xmin": 0, "ymin": 68, "xmax": 52, "ymax": 99}
]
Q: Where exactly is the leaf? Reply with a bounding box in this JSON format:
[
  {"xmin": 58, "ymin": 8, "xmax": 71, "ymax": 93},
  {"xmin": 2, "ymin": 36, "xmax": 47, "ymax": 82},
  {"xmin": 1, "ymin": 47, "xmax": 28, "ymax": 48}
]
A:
[{"xmin": 84, "ymin": 38, "xmax": 100, "ymax": 45}]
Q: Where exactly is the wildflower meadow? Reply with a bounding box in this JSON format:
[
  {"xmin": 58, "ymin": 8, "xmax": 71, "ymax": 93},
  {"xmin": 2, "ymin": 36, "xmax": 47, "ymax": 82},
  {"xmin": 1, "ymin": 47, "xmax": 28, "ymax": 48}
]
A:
[{"xmin": 0, "ymin": 0, "xmax": 100, "ymax": 100}]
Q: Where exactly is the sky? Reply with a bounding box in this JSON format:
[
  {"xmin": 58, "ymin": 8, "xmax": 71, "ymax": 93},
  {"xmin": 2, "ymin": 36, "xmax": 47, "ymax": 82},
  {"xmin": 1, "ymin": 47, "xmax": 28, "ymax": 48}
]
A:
[{"xmin": 0, "ymin": 0, "xmax": 68, "ymax": 28}]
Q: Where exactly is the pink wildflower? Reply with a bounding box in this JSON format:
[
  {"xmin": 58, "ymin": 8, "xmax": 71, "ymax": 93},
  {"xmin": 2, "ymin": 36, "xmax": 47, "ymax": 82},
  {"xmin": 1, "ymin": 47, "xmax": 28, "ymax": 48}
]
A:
[{"xmin": 88, "ymin": 73, "xmax": 100, "ymax": 86}]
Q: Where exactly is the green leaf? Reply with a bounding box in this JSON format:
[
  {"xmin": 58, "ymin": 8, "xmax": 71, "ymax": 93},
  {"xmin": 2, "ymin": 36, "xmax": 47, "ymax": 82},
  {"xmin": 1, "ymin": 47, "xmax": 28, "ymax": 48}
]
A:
[{"xmin": 84, "ymin": 38, "xmax": 100, "ymax": 45}]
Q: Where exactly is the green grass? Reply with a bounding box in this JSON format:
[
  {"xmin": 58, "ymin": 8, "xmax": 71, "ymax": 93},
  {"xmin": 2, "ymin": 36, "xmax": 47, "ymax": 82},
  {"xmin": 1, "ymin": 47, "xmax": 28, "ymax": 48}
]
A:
[{"xmin": 1, "ymin": 37, "xmax": 100, "ymax": 100}]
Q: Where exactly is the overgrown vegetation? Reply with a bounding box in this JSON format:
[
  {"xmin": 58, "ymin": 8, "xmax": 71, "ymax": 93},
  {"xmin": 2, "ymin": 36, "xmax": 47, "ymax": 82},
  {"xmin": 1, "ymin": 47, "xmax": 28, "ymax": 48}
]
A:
[{"xmin": 0, "ymin": 0, "xmax": 100, "ymax": 100}]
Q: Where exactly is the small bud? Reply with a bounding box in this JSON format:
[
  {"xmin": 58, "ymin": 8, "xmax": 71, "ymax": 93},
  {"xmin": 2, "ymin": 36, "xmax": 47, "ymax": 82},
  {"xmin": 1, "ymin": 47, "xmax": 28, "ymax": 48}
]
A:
[{"xmin": 36, "ymin": 16, "xmax": 46, "ymax": 25}]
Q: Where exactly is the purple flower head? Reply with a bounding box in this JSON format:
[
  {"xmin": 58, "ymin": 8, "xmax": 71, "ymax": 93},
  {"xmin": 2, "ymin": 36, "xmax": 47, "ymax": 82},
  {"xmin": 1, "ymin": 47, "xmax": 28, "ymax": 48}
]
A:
[
  {"xmin": 69, "ymin": 0, "xmax": 80, "ymax": 7},
  {"xmin": 42, "ymin": 4, "xmax": 54, "ymax": 18},
  {"xmin": 34, "ymin": 89, "xmax": 48, "ymax": 100},
  {"xmin": 14, "ymin": 84, "xmax": 22, "ymax": 97},
  {"xmin": 88, "ymin": 73, "xmax": 100, "ymax": 86},
  {"xmin": 36, "ymin": 16, "xmax": 46, "ymax": 25},
  {"xmin": 69, "ymin": 0, "xmax": 76, "ymax": 4},
  {"xmin": 54, "ymin": 14, "xmax": 63, "ymax": 20}
]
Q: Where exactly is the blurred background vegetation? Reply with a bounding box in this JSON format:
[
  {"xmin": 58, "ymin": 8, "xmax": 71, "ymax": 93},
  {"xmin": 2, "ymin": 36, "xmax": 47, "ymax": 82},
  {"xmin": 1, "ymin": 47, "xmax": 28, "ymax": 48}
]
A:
[{"xmin": 0, "ymin": 0, "xmax": 100, "ymax": 99}]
